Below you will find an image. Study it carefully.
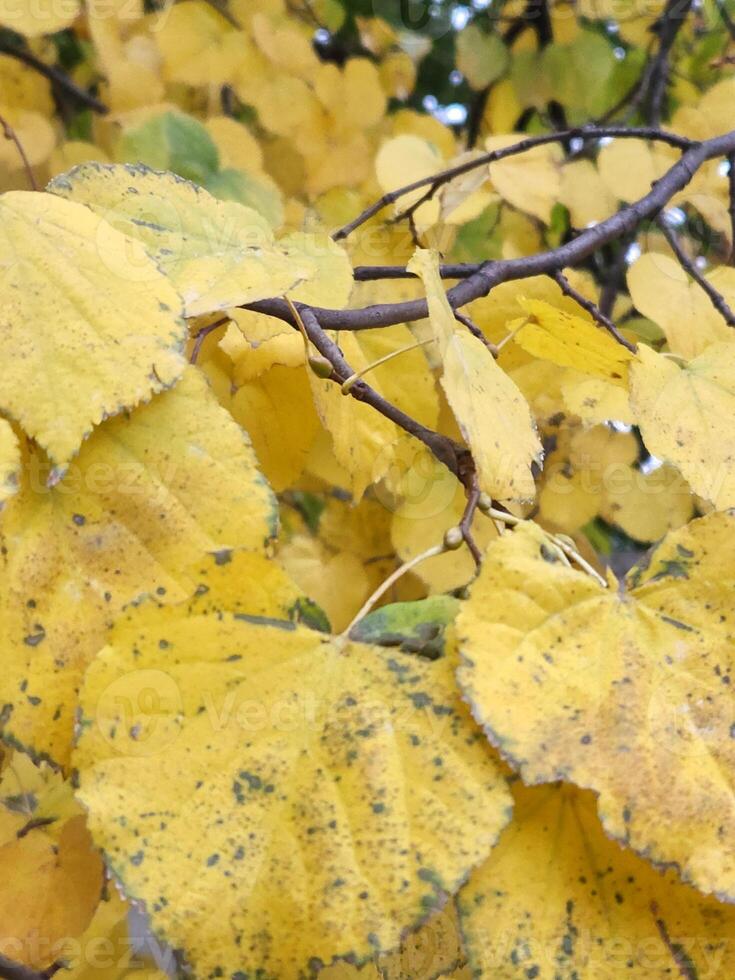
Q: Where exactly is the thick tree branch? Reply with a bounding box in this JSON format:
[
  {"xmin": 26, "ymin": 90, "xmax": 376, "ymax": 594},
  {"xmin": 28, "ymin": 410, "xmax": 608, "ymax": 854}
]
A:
[
  {"xmin": 656, "ymin": 216, "xmax": 735, "ymax": 325},
  {"xmin": 247, "ymin": 128, "xmax": 735, "ymax": 333},
  {"xmin": 333, "ymin": 126, "xmax": 693, "ymax": 241}
]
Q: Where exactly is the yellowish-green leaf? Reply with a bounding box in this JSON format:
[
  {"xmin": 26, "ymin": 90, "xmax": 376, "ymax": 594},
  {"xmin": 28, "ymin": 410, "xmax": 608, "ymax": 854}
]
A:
[
  {"xmin": 459, "ymin": 781, "xmax": 735, "ymax": 979},
  {"xmin": 409, "ymin": 249, "xmax": 541, "ymax": 501},
  {"xmin": 73, "ymin": 610, "xmax": 511, "ymax": 979},
  {"xmin": 630, "ymin": 342, "xmax": 735, "ymax": 509},
  {"xmin": 48, "ymin": 163, "xmax": 313, "ymax": 317},
  {"xmin": 515, "ymin": 298, "xmax": 633, "ymax": 384},
  {"xmin": 0, "ymin": 368, "xmax": 277, "ymax": 765},
  {"xmin": 455, "ymin": 25, "xmax": 509, "ymax": 90},
  {"xmin": 456, "ymin": 513, "xmax": 735, "ymax": 900},
  {"xmin": 0, "ymin": 190, "xmax": 186, "ymax": 479}
]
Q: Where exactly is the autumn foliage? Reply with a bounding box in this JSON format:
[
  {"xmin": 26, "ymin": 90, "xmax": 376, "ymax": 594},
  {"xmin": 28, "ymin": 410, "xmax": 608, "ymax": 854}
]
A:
[{"xmin": 2, "ymin": 0, "xmax": 735, "ymax": 977}]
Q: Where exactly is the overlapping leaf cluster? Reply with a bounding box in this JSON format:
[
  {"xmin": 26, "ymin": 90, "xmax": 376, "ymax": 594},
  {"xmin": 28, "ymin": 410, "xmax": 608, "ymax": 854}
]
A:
[{"xmin": 2, "ymin": 0, "xmax": 735, "ymax": 978}]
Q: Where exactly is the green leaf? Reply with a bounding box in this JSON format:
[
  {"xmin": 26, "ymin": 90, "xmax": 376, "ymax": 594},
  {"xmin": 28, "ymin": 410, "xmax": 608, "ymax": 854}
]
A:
[
  {"xmin": 116, "ymin": 111, "xmax": 219, "ymax": 185},
  {"xmin": 349, "ymin": 595, "xmax": 460, "ymax": 659}
]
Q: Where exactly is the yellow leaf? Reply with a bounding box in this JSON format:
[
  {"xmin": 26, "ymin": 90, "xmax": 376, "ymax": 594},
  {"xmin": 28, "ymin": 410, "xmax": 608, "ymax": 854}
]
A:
[
  {"xmin": 597, "ymin": 138, "xmax": 668, "ymax": 202},
  {"xmin": 73, "ymin": 609, "xmax": 511, "ymax": 978},
  {"xmin": 409, "ymin": 249, "xmax": 542, "ymax": 501},
  {"xmin": 231, "ymin": 365, "xmax": 321, "ymax": 492},
  {"xmin": 0, "ymin": 752, "xmax": 103, "ymax": 969},
  {"xmin": 558, "ymin": 158, "xmax": 616, "ymax": 226},
  {"xmin": 278, "ymin": 534, "xmax": 368, "ymax": 632},
  {"xmin": 0, "ymin": 190, "xmax": 185, "ymax": 478},
  {"xmin": 308, "ymin": 331, "xmax": 400, "ymax": 499},
  {"xmin": 320, "ymin": 902, "xmax": 465, "ymax": 979},
  {"xmin": 485, "ymin": 135, "xmax": 562, "ymax": 224},
  {"xmin": 515, "ymin": 298, "xmax": 633, "ymax": 384},
  {"xmin": 154, "ymin": 1, "xmax": 243, "ymax": 86},
  {"xmin": 561, "ymin": 374, "xmax": 634, "ymax": 425},
  {"xmin": 630, "ymin": 342, "xmax": 735, "ymax": 509},
  {"xmin": 0, "ymin": 104, "xmax": 55, "ymax": 168},
  {"xmin": 48, "ymin": 163, "xmax": 312, "ymax": 317},
  {"xmin": 600, "ymin": 462, "xmax": 693, "ymax": 542},
  {"xmin": 0, "ymin": 368, "xmax": 277, "ymax": 764},
  {"xmin": 390, "ymin": 447, "xmax": 498, "ymax": 593},
  {"xmin": 278, "ymin": 230, "xmax": 353, "ymax": 308},
  {"xmin": 205, "ymin": 115, "xmax": 264, "ymax": 173},
  {"xmin": 626, "ymin": 253, "xmax": 733, "ymax": 359},
  {"xmin": 228, "ymin": 309, "xmax": 304, "ymax": 382},
  {"xmin": 0, "ymin": 0, "xmax": 80, "ymax": 37},
  {"xmin": 460, "ymin": 781, "xmax": 735, "ymax": 979},
  {"xmin": 456, "ymin": 513, "xmax": 735, "ymax": 900},
  {"xmin": 0, "ymin": 418, "xmax": 20, "ymax": 507},
  {"xmin": 375, "ymin": 135, "xmax": 444, "ymax": 231}
]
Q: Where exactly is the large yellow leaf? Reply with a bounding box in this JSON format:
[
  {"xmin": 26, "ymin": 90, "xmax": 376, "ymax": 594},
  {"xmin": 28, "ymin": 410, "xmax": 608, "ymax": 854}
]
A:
[
  {"xmin": 73, "ymin": 610, "xmax": 511, "ymax": 979},
  {"xmin": 409, "ymin": 249, "xmax": 541, "ymax": 501},
  {"xmin": 0, "ymin": 368, "xmax": 277, "ymax": 764},
  {"xmin": 627, "ymin": 253, "xmax": 733, "ymax": 359},
  {"xmin": 456, "ymin": 513, "xmax": 735, "ymax": 900},
  {"xmin": 630, "ymin": 342, "xmax": 735, "ymax": 509},
  {"xmin": 48, "ymin": 163, "xmax": 313, "ymax": 317},
  {"xmin": 0, "ymin": 418, "xmax": 20, "ymax": 507},
  {"xmin": 515, "ymin": 297, "xmax": 632, "ymax": 384},
  {"xmin": 0, "ymin": 191, "xmax": 186, "ymax": 480},
  {"xmin": 459, "ymin": 781, "xmax": 735, "ymax": 979},
  {"xmin": 0, "ymin": 751, "xmax": 103, "ymax": 969}
]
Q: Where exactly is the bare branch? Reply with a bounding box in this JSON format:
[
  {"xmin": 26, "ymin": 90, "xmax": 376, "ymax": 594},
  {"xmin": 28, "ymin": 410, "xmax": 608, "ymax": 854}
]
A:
[
  {"xmin": 729, "ymin": 153, "xmax": 735, "ymax": 264},
  {"xmin": 247, "ymin": 128, "xmax": 735, "ymax": 334},
  {"xmin": 656, "ymin": 216, "xmax": 735, "ymax": 326},
  {"xmin": 332, "ymin": 126, "xmax": 693, "ymax": 242},
  {"xmin": 0, "ymin": 111, "xmax": 37, "ymax": 190}
]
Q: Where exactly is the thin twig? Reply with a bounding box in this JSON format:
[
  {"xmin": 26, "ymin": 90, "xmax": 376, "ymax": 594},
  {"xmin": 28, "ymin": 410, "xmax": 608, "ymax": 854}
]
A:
[
  {"xmin": 0, "ymin": 44, "xmax": 108, "ymax": 115},
  {"xmin": 0, "ymin": 112, "xmax": 37, "ymax": 189},
  {"xmin": 332, "ymin": 126, "xmax": 693, "ymax": 241},
  {"xmin": 189, "ymin": 317, "xmax": 229, "ymax": 364},
  {"xmin": 552, "ymin": 270, "xmax": 636, "ymax": 351},
  {"xmin": 656, "ymin": 216, "xmax": 735, "ymax": 325},
  {"xmin": 454, "ymin": 309, "xmax": 498, "ymax": 355},
  {"xmin": 458, "ymin": 472, "xmax": 482, "ymax": 566}
]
